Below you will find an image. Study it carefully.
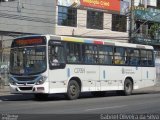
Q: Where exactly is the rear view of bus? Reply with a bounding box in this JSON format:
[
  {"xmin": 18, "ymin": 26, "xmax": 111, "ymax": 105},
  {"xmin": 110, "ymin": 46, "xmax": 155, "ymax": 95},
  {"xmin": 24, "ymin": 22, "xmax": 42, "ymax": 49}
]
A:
[{"xmin": 9, "ymin": 36, "xmax": 48, "ymax": 98}]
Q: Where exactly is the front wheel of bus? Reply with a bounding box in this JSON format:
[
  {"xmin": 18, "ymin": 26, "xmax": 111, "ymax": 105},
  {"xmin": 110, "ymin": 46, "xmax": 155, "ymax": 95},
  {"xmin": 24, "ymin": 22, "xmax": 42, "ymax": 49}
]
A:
[
  {"xmin": 124, "ymin": 79, "xmax": 133, "ymax": 96},
  {"xmin": 66, "ymin": 80, "xmax": 80, "ymax": 100}
]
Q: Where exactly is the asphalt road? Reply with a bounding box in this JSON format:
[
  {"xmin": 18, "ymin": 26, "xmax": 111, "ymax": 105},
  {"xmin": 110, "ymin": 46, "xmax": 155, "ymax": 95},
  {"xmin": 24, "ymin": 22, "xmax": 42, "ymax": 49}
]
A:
[{"xmin": 0, "ymin": 91, "xmax": 160, "ymax": 120}]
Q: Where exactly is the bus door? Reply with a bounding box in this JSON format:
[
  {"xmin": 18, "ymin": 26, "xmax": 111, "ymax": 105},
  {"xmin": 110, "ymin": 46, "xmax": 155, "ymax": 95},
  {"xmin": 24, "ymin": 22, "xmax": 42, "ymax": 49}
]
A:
[
  {"xmin": 48, "ymin": 40, "xmax": 66, "ymax": 93},
  {"xmin": 141, "ymin": 50, "xmax": 155, "ymax": 87}
]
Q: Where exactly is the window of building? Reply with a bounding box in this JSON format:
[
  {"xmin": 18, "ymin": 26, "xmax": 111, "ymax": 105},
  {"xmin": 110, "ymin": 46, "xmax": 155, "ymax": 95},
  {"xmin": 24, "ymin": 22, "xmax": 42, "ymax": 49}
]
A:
[
  {"xmin": 58, "ymin": 6, "xmax": 77, "ymax": 27},
  {"xmin": 135, "ymin": 21, "xmax": 149, "ymax": 36},
  {"xmin": 87, "ymin": 10, "xmax": 103, "ymax": 30},
  {"xmin": 112, "ymin": 14, "xmax": 127, "ymax": 32}
]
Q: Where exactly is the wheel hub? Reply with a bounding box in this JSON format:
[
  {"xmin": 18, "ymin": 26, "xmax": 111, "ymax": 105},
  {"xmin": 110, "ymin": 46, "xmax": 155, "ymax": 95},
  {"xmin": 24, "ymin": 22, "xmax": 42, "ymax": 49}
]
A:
[{"xmin": 70, "ymin": 85, "xmax": 76, "ymax": 96}]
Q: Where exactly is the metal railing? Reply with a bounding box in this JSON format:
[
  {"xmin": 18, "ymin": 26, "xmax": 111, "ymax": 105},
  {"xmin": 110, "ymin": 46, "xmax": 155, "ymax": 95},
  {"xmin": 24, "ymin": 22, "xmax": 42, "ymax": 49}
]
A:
[
  {"xmin": 132, "ymin": 34, "xmax": 160, "ymax": 45},
  {"xmin": 0, "ymin": 61, "xmax": 9, "ymax": 89}
]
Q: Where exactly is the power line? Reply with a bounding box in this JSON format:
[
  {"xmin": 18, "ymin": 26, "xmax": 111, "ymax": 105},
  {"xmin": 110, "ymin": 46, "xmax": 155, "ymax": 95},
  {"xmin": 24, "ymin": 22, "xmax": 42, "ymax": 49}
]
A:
[
  {"xmin": 0, "ymin": 22, "xmax": 55, "ymax": 28},
  {"xmin": 0, "ymin": 7, "xmax": 119, "ymax": 21},
  {"xmin": 0, "ymin": 3, "xmax": 57, "ymax": 14},
  {"xmin": 0, "ymin": 10, "xmax": 125, "ymax": 24},
  {"xmin": 0, "ymin": 0, "xmax": 56, "ymax": 8},
  {"xmin": 0, "ymin": 12, "xmax": 56, "ymax": 24},
  {"xmin": 0, "ymin": 2, "xmax": 129, "ymax": 39}
]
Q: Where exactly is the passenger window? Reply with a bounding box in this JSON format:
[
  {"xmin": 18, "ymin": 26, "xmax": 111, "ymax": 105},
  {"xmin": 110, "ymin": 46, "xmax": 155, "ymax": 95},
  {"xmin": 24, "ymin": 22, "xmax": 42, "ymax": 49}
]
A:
[
  {"xmin": 66, "ymin": 42, "xmax": 81, "ymax": 63},
  {"xmin": 148, "ymin": 51, "xmax": 154, "ymax": 66},
  {"xmin": 141, "ymin": 50, "xmax": 148, "ymax": 66},
  {"xmin": 99, "ymin": 46, "xmax": 113, "ymax": 65},
  {"xmin": 140, "ymin": 50, "xmax": 154, "ymax": 66},
  {"xmin": 125, "ymin": 49, "xmax": 140, "ymax": 66},
  {"xmin": 82, "ymin": 44, "xmax": 98, "ymax": 64},
  {"xmin": 113, "ymin": 47, "xmax": 125, "ymax": 65}
]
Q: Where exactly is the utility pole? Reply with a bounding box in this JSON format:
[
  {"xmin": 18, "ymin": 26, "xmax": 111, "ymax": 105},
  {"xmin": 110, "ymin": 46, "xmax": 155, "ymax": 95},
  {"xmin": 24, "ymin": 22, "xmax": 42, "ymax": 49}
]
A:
[
  {"xmin": 129, "ymin": 0, "xmax": 134, "ymax": 43},
  {"xmin": 0, "ymin": 35, "xmax": 3, "ymax": 64}
]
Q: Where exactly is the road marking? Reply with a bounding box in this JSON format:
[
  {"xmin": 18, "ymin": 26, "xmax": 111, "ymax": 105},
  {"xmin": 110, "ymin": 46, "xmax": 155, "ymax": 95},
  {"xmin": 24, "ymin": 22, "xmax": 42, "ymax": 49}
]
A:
[{"xmin": 85, "ymin": 105, "xmax": 127, "ymax": 111}]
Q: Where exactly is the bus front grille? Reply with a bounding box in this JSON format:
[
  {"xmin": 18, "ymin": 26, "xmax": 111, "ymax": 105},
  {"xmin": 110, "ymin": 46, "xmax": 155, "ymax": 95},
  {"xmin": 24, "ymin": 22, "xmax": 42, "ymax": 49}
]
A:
[
  {"xmin": 15, "ymin": 76, "xmax": 38, "ymax": 81},
  {"xmin": 19, "ymin": 87, "xmax": 33, "ymax": 91}
]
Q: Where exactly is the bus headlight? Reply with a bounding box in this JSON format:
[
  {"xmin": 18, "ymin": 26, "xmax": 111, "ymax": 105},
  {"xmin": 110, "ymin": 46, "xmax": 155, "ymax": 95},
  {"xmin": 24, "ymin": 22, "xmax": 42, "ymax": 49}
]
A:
[{"xmin": 36, "ymin": 76, "xmax": 47, "ymax": 85}]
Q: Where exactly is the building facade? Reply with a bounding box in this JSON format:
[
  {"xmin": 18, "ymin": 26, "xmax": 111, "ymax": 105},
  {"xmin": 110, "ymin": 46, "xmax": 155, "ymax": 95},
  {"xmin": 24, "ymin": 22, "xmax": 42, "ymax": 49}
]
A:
[
  {"xmin": 55, "ymin": 0, "xmax": 129, "ymax": 43},
  {"xmin": 0, "ymin": 0, "xmax": 129, "ymax": 42},
  {"xmin": 0, "ymin": 0, "xmax": 129, "ymax": 62},
  {"xmin": 130, "ymin": 0, "xmax": 159, "ymax": 46}
]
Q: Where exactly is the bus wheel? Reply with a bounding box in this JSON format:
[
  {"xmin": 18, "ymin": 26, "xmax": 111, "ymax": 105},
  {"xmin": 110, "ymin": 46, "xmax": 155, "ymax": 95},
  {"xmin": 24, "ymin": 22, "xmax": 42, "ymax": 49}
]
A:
[
  {"xmin": 123, "ymin": 79, "xmax": 133, "ymax": 96},
  {"xmin": 34, "ymin": 93, "xmax": 48, "ymax": 100},
  {"xmin": 66, "ymin": 80, "xmax": 80, "ymax": 100}
]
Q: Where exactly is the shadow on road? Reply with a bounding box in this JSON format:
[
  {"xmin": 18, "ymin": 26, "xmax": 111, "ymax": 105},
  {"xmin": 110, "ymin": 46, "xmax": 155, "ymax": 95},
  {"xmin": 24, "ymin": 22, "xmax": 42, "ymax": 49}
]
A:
[{"xmin": 1, "ymin": 91, "xmax": 160, "ymax": 102}]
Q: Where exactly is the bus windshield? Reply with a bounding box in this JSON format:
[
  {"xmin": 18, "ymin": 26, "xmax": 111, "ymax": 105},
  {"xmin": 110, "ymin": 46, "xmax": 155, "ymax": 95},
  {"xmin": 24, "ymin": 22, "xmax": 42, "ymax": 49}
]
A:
[{"xmin": 10, "ymin": 37, "xmax": 47, "ymax": 75}]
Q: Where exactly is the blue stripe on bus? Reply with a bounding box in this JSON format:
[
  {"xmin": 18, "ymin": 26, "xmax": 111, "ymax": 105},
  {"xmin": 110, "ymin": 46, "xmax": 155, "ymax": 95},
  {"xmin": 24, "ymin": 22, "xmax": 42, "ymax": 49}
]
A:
[
  {"xmin": 67, "ymin": 68, "xmax": 70, "ymax": 78},
  {"xmin": 147, "ymin": 71, "xmax": 148, "ymax": 78},
  {"xmin": 103, "ymin": 70, "xmax": 106, "ymax": 79},
  {"xmin": 84, "ymin": 40, "xmax": 93, "ymax": 44}
]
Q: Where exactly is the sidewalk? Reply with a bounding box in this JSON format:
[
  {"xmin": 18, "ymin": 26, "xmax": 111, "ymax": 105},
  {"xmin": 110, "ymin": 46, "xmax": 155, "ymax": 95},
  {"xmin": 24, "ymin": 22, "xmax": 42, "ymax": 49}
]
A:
[
  {"xmin": 133, "ymin": 83, "xmax": 160, "ymax": 94},
  {"xmin": 0, "ymin": 85, "xmax": 10, "ymax": 96}
]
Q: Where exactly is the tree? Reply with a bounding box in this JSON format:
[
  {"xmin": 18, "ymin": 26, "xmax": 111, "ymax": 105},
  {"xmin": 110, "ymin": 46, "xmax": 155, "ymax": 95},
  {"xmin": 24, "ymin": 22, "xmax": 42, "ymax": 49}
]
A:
[{"xmin": 149, "ymin": 23, "xmax": 160, "ymax": 39}]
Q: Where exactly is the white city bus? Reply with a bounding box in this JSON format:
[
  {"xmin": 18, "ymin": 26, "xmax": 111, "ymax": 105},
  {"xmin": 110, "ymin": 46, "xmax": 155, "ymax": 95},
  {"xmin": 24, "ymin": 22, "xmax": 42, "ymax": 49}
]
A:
[{"xmin": 9, "ymin": 35, "xmax": 156, "ymax": 100}]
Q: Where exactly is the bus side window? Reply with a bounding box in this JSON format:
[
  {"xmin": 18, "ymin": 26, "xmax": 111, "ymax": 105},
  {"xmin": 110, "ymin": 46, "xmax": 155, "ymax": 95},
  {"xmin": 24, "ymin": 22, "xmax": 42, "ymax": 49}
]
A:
[
  {"xmin": 98, "ymin": 47, "xmax": 104, "ymax": 64},
  {"xmin": 113, "ymin": 47, "xmax": 125, "ymax": 65},
  {"xmin": 140, "ymin": 50, "xmax": 147, "ymax": 66},
  {"xmin": 148, "ymin": 51, "xmax": 154, "ymax": 66},
  {"xmin": 67, "ymin": 52, "xmax": 77, "ymax": 63},
  {"xmin": 107, "ymin": 52, "xmax": 113, "ymax": 64},
  {"xmin": 126, "ymin": 49, "xmax": 140, "ymax": 66},
  {"xmin": 85, "ymin": 50, "xmax": 94, "ymax": 64},
  {"xmin": 83, "ymin": 44, "xmax": 98, "ymax": 64},
  {"xmin": 66, "ymin": 42, "xmax": 81, "ymax": 63},
  {"xmin": 114, "ymin": 53, "xmax": 123, "ymax": 64},
  {"xmin": 100, "ymin": 46, "xmax": 113, "ymax": 65}
]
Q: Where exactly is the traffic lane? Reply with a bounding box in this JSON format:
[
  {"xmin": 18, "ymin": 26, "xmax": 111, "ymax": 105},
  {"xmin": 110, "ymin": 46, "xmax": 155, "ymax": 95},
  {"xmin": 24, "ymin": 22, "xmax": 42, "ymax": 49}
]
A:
[
  {"xmin": 83, "ymin": 96, "xmax": 160, "ymax": 114},
  {"xmin": 0, "ymin": 92, "xmax": 160, "ymax": 114},
  {"xmin": 0, "ymin": 90, "xmax": 158, "ymax": 101}
]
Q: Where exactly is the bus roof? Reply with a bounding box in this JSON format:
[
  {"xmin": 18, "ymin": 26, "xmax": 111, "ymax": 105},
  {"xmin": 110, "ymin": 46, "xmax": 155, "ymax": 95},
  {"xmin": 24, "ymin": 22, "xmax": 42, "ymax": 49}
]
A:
[
  {"xmin": 14, "ymin": 34, "xmax": 153, "ymax": 50},
  {"xmin": 49, "ymin": 35, "xmax": 153, "ymax": 50}
]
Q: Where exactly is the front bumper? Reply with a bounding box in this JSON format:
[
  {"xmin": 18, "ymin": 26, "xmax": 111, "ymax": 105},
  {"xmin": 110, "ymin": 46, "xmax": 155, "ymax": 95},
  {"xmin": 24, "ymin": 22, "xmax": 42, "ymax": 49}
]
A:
[{"xmin": 9, "ymin": 83, "xmax": 49, "ymax": 94}]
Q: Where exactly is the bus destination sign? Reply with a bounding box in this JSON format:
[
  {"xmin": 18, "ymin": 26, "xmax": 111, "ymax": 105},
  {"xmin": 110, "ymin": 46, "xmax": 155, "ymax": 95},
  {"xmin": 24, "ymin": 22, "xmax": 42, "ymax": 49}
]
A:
[{"xmin": 14, "ymin": 37, "xmax": 46, "ymax": 46}]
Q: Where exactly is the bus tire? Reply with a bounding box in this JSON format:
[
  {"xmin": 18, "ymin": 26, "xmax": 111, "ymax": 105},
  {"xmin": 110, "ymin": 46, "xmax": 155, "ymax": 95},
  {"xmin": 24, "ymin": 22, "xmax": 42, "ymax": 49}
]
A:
[
  {"xmin": 34, "ymin": 93, "xmax": 48, "ymax": 100},
  {"xmin": 123, "ymin": 79, "xmax": 133, "ymax": 96},
  {"xmin": 66, "ymin": 80, "xmax": 80, "ymax": 100}
]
